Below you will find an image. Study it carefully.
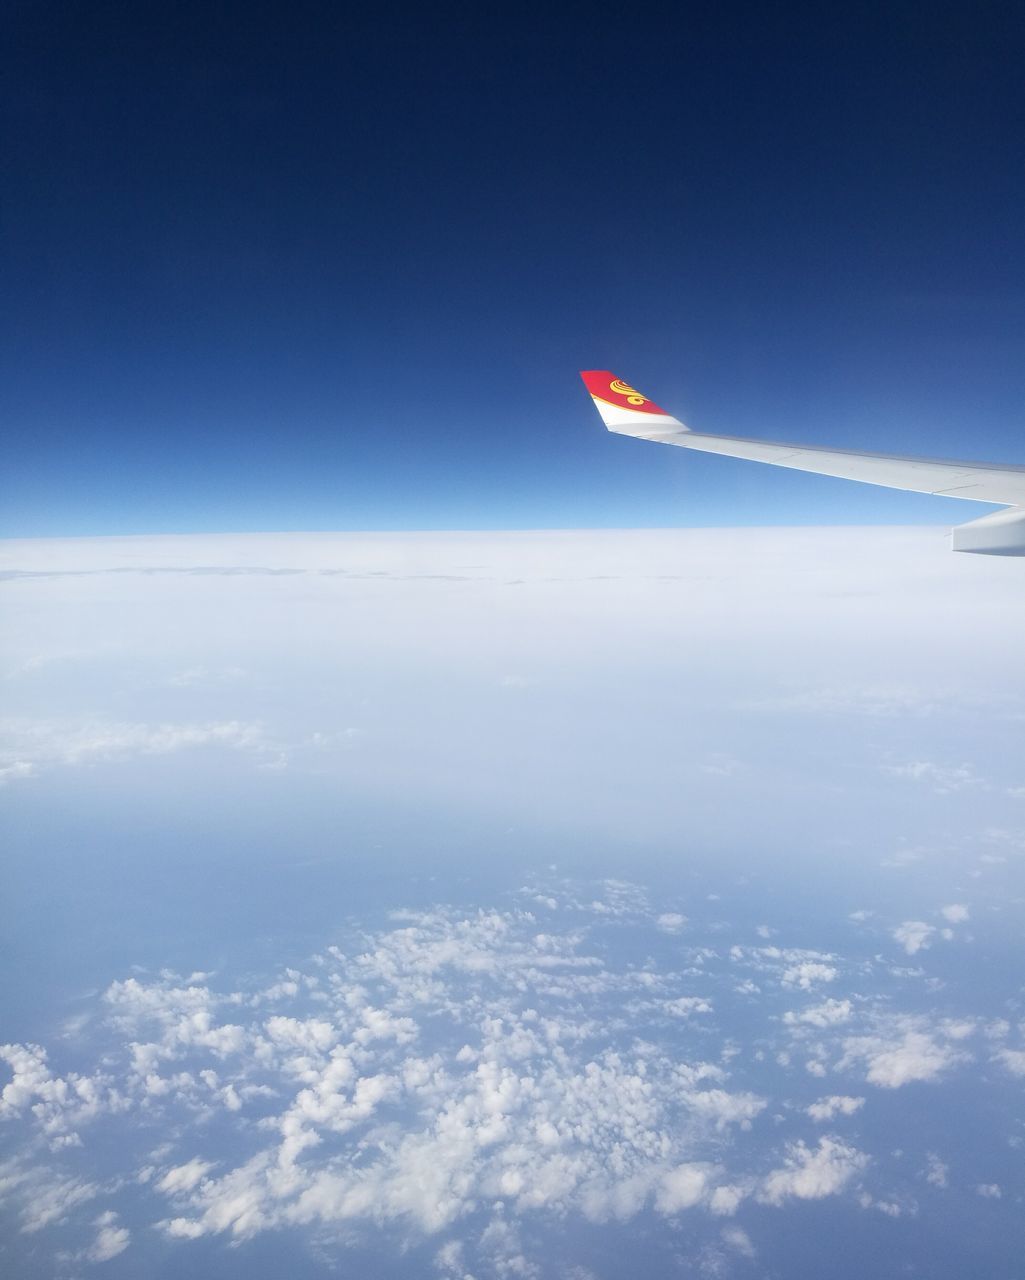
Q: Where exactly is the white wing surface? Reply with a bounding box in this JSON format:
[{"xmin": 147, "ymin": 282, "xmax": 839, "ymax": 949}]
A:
[{"xmin": 580, "ymin": 370, "xmax": 1025, "ymax": 555}]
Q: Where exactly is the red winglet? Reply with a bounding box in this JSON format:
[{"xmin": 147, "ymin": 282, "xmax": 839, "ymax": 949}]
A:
[{"xmin": 579, "ymin": 370, "xmax": 669, "ymax": 416}]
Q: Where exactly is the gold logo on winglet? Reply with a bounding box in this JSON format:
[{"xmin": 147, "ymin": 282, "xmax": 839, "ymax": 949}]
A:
[{"xmin": 609, "ymin": 379, "xmax": 646, "ymax": 406}]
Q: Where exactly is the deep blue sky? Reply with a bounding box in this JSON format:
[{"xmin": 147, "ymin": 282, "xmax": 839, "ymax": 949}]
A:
[{"xmin": 3, "ymin": 0, "xmax": 1024, "ymax": 536}]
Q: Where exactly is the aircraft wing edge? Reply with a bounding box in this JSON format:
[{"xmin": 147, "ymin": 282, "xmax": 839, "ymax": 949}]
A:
[{"xmin": 581, "ymin": 369, "xmax": 1025, "ymax": 555}]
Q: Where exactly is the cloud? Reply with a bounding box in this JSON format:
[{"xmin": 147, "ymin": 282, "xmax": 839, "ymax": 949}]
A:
[
  {"xmin": 0, "ymin": 883, "xmax": 996, "ymax": 1273},
  {"xmin": 0, "ymin": 1042, "xmax": 119, "ymax": 1144},
  {"xmin": 893, "ymin": 922, "xmax": 935, "ymax": 956},
  {"xmin": 924, "ymin": 1154, "xmax": 949, "ymax": 1188},
  {"xmin": 86, "ymin": 1212, "xmax": 130, "ymax": 1262},
  {"xmin": 0, "ymin": 717, "xmax": 271, "ymax": 780},
  {"xmin": 783, "ymin": 998, "xmax": 853, "ymax": 1028},
  {"xmin": 839, "ymin": 1024, "xmax": 970, "ymax": 1089},
  {"xmin": 664, "ymin": 996, "xmax": 713, "ymax": 1018},
  {"xmin": 759, "ymin": 1137, "xmax": 868, "ymax": 1205},
  {"xmin": 993, "ymin": 1048, "xmax": 1025, "ymax": 1077},
  {"xmin": 806, "ymin": 1096, "xmax": 865, "ymax": 1123},
  {"xmin": 654, "ymin": 1163, "xmax": 715, "ymax": 1214},
  {"xmin": 882, "ymin": 762, "xmax": 985, "ymax": 794},
  {"xmin": 157, "ymin": 1159, "xmax": 216, "ymax": 1196},
  {"xmin": 781, "ymin": 962, "xmax": 837, "ymax": 990},
  {"xmin": 1, "ymin": 896, "xmax": 789, "ymax": 1268},
  {"xmin": 656, "ymin": 913, "xmax": 688, "ymax": 934},
  {"xmin": 721, "ymin": 1225, "xmax": 755, "ymax": 1258},
  {"xmin": 0, "ymin": 1163, "xmax": 101, "ymax": 1234},
  {"xmin": 939, "ymin": 904, "xmax": 969, "ymax": 924},
  {"xmin": 0, "ymin": 761, "xmax": 35, "ymax": 786}
]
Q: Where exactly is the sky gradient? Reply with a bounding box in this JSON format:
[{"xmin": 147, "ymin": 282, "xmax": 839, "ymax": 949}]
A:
[{"xmin": 3, "ymin": 1, "xmax": 1024, "ymax": 536}]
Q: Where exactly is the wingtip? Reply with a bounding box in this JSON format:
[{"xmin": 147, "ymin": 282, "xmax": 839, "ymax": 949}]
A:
[{"xmin": 580, "ymin": 370, "xmax": 686, "ymax": 433}]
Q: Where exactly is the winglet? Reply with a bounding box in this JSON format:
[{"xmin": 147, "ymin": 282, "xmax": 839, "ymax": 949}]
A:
[{"xmin": 579, "ymin": 370, "xmax": 688, "ymax": 436}]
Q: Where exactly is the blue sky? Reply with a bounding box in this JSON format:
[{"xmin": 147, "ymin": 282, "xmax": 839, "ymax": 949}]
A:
[{"xmin": 3, "ymin": 2, "xmax": 1024, "ymax": 536}]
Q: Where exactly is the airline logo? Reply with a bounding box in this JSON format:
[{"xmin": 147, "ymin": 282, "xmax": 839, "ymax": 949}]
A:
[
  {"xmin": 609, "ymin": 379, "xmax": 647, "ymax": 405},
  {"xmin": 579, "ymin": 370, "xmax": 669, "ymax": 416}
]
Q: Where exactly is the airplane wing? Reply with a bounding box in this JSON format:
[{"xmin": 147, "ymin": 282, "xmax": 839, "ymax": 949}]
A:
[{"xmin": 580, "ymin": 370, "xmax": 1025, "ymax": 555}]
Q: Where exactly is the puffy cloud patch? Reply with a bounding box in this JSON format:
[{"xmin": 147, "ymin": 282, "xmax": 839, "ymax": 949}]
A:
[
  {"xmin": 893, "ymin": 922, "xmax": 935, "ymax": 956},
  {"xmin": 783, "ymin": 998, "xmax": 853, "ymax": 1028},
  {"xmin": 759, "ymin": 1137, "xmax": 868, "ymax": 1205},
  {"xmin": 1, "ymin": 897, "xmax": 786, "ymax": 1269},
  {"xmin": 839, "ymin": 1022, "xmax": 971, "ymax": 1089},
  {"xmin": 806, "ymin": 1095, "xmax": 865, "ymax": 1123},
  {"xmin": 0, "ymin": 885, "xmax": 998, "ymax": 1273},
  {"xmin": 994, "ymin": 1048, "xmax": 1025, "ymax": 1077}
]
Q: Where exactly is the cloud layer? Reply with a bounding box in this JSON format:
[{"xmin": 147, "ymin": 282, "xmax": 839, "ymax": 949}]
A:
[{"xmin": 3, "ymin": 875, "xmax": 1020, "ymax": 1274}]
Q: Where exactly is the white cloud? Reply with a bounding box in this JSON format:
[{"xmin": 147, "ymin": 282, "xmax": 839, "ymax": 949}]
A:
[
  {"xmin": 681, "ymin": 1089, "xmax": 766, "ymax": 1131},
  {"xmin": 882, "ymin": 761, "xmax": 985, "ymax": 793},
  {"xmin": 893, "ymin": 922, "xmax": 935, "ymax": 956},
  {"xmin": 0, "ymin": 761, "xmax": 35, "ymax": 785},
  {"xmin": 939, "ymin": 904, "xmax": 969, "ymax": 924},
  {"xmin": 781, "ymin": 962, "xmax": 837, "ymax": 990},
  {"xmin": 993, "ymin": 1048, "xmax": 1025, "ymax": 1077},
  {"xmin": 0, "ymin": 1042, "xmax": 118, "ymax": 1143},
  {"xmin": 721, "ymin": 1224, "xmax": 755, "ymax": 1258},
  {"xmin": 839, "ymin": 1026, "xmax": 969, "ymax": 1089},
  {"xmin": 664, "ymin": 996, "xmax": 712, "ymax": 1018},
  {"xmin": 858, "ymin": 1192, "xmax": 910, "ymax": 1218},
  {"xmin": 157, "ymin": 1160, "xmax": 215, "ymax": 1196},
  {"xmin": 0, "ymin": 717, "xmax": 272, "ymax": 780},
  {"xmin": 0, "ymin": 880, "xmax": 999, "ymax": 1273},
  {"xmin": 86, "ymin": 1212, "xmax": 130, "ymax": 1262},
  {"xmin": 654, "ymin": 1163, "xmax": 714, "ymax": 1214},
  {"xmin": 759, "ymin": 1137, "xmax": 868, "ymax": 1205},
  {"xmin": 924, "ymin": 1154, "xmax": 948, "ymax": 1188},
  {"xmin": 18, "ymin": 1172, "xmax": 100, "ymax": 1233},
  {"xmin": 0, "ymin": 896, "xmax": 787, "ymax": 1266},
  {"xmin": 783, "ymin": 998, "xmax": 853, "ymax": 1028},
  {"xmin": 656, "ymin": 913, "xmax": 687, "ymax": 934},
  {"xmin": 977, "ymin": 1183, "xmax": 1002, "ymax": 1199},
  {"xmin": 806, "ymin": 1096, "xmax": 864, "ymax": 1123}
]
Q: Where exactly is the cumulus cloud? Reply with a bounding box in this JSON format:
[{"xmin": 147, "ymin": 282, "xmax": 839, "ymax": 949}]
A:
[
  {"xmin": 781, "ymin": 962, "xmax": 837, "ymax": 990},
  {"xmin": 1, "ymin": 896, "xmax": 793, "ymax": 1269},
  {"xmin": 654, "ymin": 1163, "xmax": 716, "ymax": 1214},
  {"xmin": 839, "ymin": 1022, "xmax": 971, "ymax": 1089},
  {"xmin": 730, "ymin": 945, "xmax": 839, "ymax": 991},
  {"xmin": 783, "ymin": 998, "xmax": 853, "ymax": 1028},
  {"xmin": 939, "ymin": 904, "xmax": 969, "ymax": 924},
  {"xmin": 993, "ymin": 1048, "xmax": 1025, "ymax": 1077},
  {"xmin": 806, "ymin": 1096, "xmax": 865, "ymax": 1123},
  {"xmin": 0, "ymin": 881, "xmax": 998, "ymax": 1274},
  {"xmin": 893, "ymin": 922, "xmax": 935, "ymax": 956},
  {"xmin": 759, "ymin": 1137, "xmax": 868, "ymax": 1205}
]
